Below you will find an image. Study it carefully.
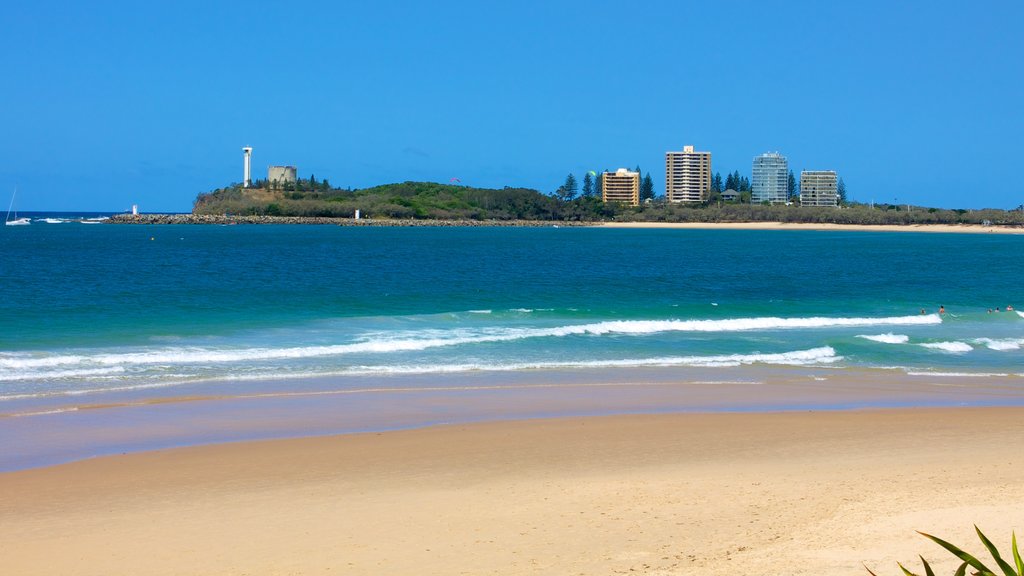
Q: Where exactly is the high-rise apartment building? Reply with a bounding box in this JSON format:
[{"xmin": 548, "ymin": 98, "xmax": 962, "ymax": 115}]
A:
[
  {"xmin": 751, "ymin": 152, "xmax": 788, "ymax": 204},
  {"xmin": 601, "ymin": 168, "xmax": 640, "ymax": 206},
  {"xmin": 800, "ymin": 171, "xmax": 838, "ymax": 207},
  {"xmin": 665, "ymin": 145, "xmax": 711, "ymax": 203}
]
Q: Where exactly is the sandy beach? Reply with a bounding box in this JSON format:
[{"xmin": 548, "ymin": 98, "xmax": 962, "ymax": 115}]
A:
[
  {"xmin": 2, "ymin": 407, "xmax": 1021, "ymax": 575},
  {"xmin": 600, "ymin": 221, "xmax": 1024, "ymax": 234}
]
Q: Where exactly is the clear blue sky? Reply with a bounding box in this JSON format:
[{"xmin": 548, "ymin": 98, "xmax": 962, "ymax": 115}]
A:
[{"xmin": 3, "ymin": 0, "xmax": 1022, "ymax": 211}]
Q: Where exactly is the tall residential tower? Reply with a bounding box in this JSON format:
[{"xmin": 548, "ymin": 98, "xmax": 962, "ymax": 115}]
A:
[
  {"xmin": 751, "ymin": 152, "xmax": 788, "ymax": 204},
  {"xmin": 800, "ymin": 171, "xmax": 838, "ymax": 207},
  {"xmin": 601, "ymin": 168, "xmax": 640, "ymax": 206},
  {"xmin": 665, "ymin": 145, "xmax": 711, "ymax": 203}
]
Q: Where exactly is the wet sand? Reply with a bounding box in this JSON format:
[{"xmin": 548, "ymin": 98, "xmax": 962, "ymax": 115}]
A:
[
  {"xmin": 600, "ymin": 221, "xmax": 1024, "ymax": 234},
  {"xmin": 1, "ymin": 407, "xmax": 1022, "ymax": 575}
]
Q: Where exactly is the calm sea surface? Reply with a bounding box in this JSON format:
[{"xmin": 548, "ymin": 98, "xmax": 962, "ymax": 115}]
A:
[{"xmin": 2, "ymin": 219, "xmax": 1023, "ymax": 397}]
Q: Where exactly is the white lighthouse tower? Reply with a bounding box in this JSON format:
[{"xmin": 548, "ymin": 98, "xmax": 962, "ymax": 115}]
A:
[{"xmin": 242, "ymin": 146, "xmax": 253, "ymax": 188}]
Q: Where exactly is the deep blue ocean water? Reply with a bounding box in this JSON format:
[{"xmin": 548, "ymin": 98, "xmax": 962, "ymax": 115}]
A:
[{"xmin": 1, "ymin": 218, "xmax": 1023, "ymax": 402}]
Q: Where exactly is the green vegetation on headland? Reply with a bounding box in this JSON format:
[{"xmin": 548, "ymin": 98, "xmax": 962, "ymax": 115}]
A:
[{"xmin": 191, "ymin": 180, "xmax": 1024, "ymax": 227}]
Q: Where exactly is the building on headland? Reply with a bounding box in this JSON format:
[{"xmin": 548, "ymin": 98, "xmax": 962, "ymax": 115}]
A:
[
  {"xmin": 800, "ymin": 170, "xmax": 838, "ymax": 207},
  {"xmin": 268, "ymin": 165, "xmax": 298, "ymax": 188},
  {"xmin": 242, "ymin": 147, "xmax": 253, "ymax": 188},
  {"xmin": 751, "ymin": 152, "xmax": 788, "ymax": 204},
  {"xmin": 721, "ymin": 188, "xmax": 740, "ymax": 203},
  {"xmin": 665, "ymin": 145, "xmax": 711, "ymax": 203},
  {"xmin": 601, "ymin": 168, "xmax": 640, "ymax": 206}
]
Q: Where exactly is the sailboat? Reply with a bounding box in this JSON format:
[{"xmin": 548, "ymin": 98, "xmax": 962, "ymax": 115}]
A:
[{"xmin": 5, "ymin": 188, "xmax": 30, "ymax": 226}]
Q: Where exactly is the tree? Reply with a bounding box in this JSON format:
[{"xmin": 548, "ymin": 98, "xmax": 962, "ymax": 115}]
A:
[
  {"xmin": 640, "ymin": 173, "xmax": 655, "ymax": 202},
  {"xmin": 712, "ymin": 172, "xmax": 723, "ymax": 193},
  {"xmin": 582, "ymin": 172, "xmax": 594, "ymax": 197},
  {"xmin": 740, "ymin": 176, "xmax": 750, "ymax": 191},
  {"xmin": 556, "ymin": 173, "xmax": 578, "ymax": 202},
  {"xmin": 837, "ymin": 177, "xmax": 847, "ymax": 205},
  {"xmin": 595, "ymin": 170, "xmax": 604, "ymax": 198},
  {"xmin": 310, "ymin": 174, "xmax": 317, "ymax": 188},
  {"xmin": 787, "ymin": 170, "xmax": 797, "ymax": 201},
  {"xmin": 725, "ymin": 172, "xmax": 736, "ymax": 191}
]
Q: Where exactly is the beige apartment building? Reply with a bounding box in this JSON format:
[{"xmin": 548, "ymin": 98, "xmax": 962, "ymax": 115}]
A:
[
  {"xmin": 800, "ymin": 170, "xmax": 838, "ymax": 207},
  {"xmin": 602, "ymin": 168, "xmax": 640, "ymax": 206},
  {"xmin": 665, "ymin": 145, "xmax": 712, "ymax": 202}
]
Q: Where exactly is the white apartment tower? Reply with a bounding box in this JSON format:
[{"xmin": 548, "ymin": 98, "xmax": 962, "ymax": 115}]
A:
[
  {"xmin": 751, "ymin": 152, "xmax": 788, "ymax": 204},
  {"xmin": 665, "ymin": 145, "xmax": 711, "ymax": 202},
  {"xmin": 800, "ymin": 170, "xmax": 838, "ymax": 207},
  {"xmin": 601, "ymin": 168, "xmax": 640, "ymax": 206}
]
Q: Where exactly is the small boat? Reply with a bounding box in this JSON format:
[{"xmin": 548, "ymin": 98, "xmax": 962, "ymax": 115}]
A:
[{"xmin": 5, "ymin": 189, "xmax": 30, "ymax": 226}]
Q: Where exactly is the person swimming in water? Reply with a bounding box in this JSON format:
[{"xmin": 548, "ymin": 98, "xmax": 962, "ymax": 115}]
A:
[
  {"xmin": 1008, "ymin": 305, "xmax": 1015, "ymax": 311},
  {"xmin": 939, "ymin": 306, "xmax": 945, "ymax": 314}
]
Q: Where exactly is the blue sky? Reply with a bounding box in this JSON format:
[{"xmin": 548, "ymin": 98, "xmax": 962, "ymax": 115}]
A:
[{"xmin": 2, "ymin": 0, "xmax": 1022, "ymax": 211}]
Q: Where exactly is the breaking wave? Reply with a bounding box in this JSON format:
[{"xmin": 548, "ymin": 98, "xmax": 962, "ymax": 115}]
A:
[
  {"xmin": 0, "ymin": 314, "xmax": 933, "ymax": 373},
  {"xmin": 857, "ymin": 333, "xmax": 910, "ymax": 344},
  {"xmin": 919, "ymin": 341, "xmax": 973, "ymax": 353}
]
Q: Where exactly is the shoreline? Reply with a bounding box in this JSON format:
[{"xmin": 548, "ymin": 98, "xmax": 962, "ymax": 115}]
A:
[
  {"xmin": 103, "ymin": 213, "xmax": 1024, "ymax": 233},
  {"xmin": 3, "ymin": 366, "xmax": 1024, "ymax": 473},
  {"xmin": 2, "ymin": 407, "xmax": 1021, "ymax": 575},
  {"xmin": 598, "ymin": 221, "xmax": 1024, "ymax": 234}
]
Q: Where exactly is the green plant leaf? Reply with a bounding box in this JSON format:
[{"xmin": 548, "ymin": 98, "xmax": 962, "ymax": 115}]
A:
[
  {"xmin": 864, "ymin": 565, "xmax": 881, "ymax": 576},
  {"xmin": 918, "ymin": 531, "xmax": 996, "ymax": 575},
  {"xmin": 975, "ymin": 525, "xmax": 1019, "ymax": 576},
  {"xmin": 953, "ymin": 561, "xmax": 968, "ymax": 576},
  {"xmin": 1013, "ymin": 533, "xmax": 1023, "ymax": 576},
  {"xmin": 920, "ymin": 555, "xmax": 936, "ymax": 576}
]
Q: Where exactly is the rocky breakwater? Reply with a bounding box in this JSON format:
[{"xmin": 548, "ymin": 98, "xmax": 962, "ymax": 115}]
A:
[{"xmin": 107, "ymin": 214, "xmax": 589, "ymax": 227}]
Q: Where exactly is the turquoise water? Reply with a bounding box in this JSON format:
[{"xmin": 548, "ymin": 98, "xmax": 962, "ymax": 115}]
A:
[
  {"xmin": 2, "ymin": 220, "xmax": 1024, "ymax": 470},
  {"xmin": 2, "ymin": 221, "xmax": 1022, "ymax": 401}
]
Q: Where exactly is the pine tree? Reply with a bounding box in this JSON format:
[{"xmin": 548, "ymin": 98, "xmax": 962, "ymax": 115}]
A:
[
  {"xmin": 595, "ymin": 170, "xmax": 604, "ymax": 198},
  {"xmin": 558, "ymin": 173, "xmax": 578, "ymax": 202},
  {"xmin": 582, "ymin": 172, "xmax": 594, "ymax": 197},
  {"xmin": 725, "ymin": 173, "xmax": 736, "ymax": 191},
  {"xmin": 787, "ymin": 170, "xmax": 797, "ymax": 201},
  {"xmin": 640, "ymin": 173, "xmax": 654, "ymax": 202},
  {"xmin": 740, "ymin": 176, "xmax": 750, "ymax": 191},
  {"xmin": 712, "ymin": 172, "xmax": 723, "ymax": 193},
  {"xmin": 837, "ymin": 177, "xmax": 847, "ymax": 205}
]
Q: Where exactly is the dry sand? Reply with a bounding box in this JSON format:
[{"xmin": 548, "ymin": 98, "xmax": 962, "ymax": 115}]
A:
[
  {"xmin": 599, "ymin": 221, "xmax": 1024, "ymax": 234},
  {"xmin": 1, "ymin": 408, "xmax": 1022, "ymax": 575}
]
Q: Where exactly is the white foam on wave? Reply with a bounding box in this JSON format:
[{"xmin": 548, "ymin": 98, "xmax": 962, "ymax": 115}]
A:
[
  {"xmin": 0, "ymin": 367, "xmax": 126, "ymax": 382},
  {"xmin": 340, "ymin": 346, "xmax": 840, "ymax": 375},
  {"xmin": 974, "ymin": 338, "xmax": 1024, "ymax": 351},
  {"xmin": 919, "ymin": 341, "xmax": 973, "ymax": 353},
  {"xmin": 906, "ymin": 371, "xmax": 1011, "ymax": 378},
  {"xmin": 0, "ymin": 314, "xmax": 930, "ymax": 371},
  {"xmin": 856, "ymin": 333, "xmax": 910, "ymax": 344},
  {"xmin": 468, "ymin": 310, "xmax": 492, "ymax": 314},
  {"xmin": 1017, "ymin": 311, "xmax": 1024, "ymax": 319}
]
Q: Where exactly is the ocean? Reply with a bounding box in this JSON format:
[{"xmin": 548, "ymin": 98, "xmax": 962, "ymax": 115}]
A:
[{"xmin": 2, "ymin": 217, "xmax": 1023, "ymax": 469}]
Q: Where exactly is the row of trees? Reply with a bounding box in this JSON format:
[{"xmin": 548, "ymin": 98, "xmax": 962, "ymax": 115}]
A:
[
  {"xmin": 558, "ymin": 168, "xmax": 848, "ymax": 206},
  {"xmin": 195, "ymin": 180, "xmax": 1023, "ymax": 227},
  {"xmin": 555, "ymin": 169, "xmax": 655, "ymax": 203},
  {"xmin": 249, "ymin": 175, "xmax": 333, "ymax": 193}
]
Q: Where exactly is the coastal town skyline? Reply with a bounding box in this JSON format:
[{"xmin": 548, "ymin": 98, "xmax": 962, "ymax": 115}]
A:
[{"xmin": 2, "ymin": 1, "xmax": 1021, "ymax": 212}]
